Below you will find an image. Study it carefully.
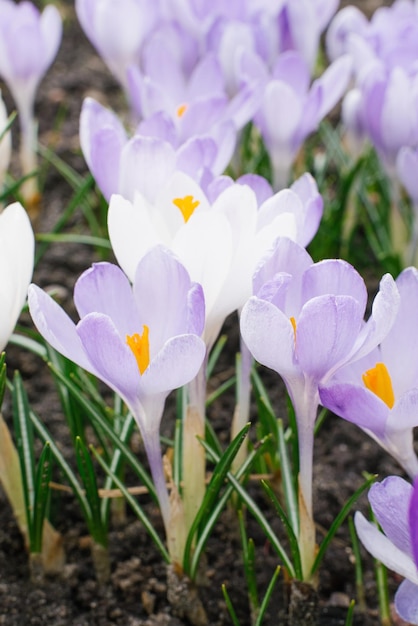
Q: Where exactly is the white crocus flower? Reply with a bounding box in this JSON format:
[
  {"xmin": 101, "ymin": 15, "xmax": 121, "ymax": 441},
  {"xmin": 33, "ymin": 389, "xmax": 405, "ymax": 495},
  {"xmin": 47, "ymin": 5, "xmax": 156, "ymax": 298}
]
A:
[{"xmin": 0, "ymin": 202, "xmax": 35, "ymax": 350}]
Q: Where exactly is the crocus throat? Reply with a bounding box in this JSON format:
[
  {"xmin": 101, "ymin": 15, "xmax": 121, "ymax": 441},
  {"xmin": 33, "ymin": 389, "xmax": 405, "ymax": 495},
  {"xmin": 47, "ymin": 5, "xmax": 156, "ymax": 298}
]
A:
[
  {"xmin": 172, "ymin": 195, "xmax": 200, "ymax": 222},
  {"xmin": 176, "ymin": 103, "xmax": 187, "ymax": 118},
  {"xmin": 362, "ymin": 362, "xmax": 395, "ymax": 408},
  {"xmin": 126, "ymin": 326, "xmax": 150, "ymax": 374}
]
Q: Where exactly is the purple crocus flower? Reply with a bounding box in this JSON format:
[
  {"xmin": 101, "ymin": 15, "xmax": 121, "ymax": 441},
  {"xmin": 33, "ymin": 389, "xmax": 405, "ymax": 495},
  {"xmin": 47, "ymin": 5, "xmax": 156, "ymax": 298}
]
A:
[
  {"xmin": 0, "ymin": 0, "xmax": 62, "ymax": 204},
  {"xmin": 320, "ymin": 267, "xmax": 418, "ymax": 478},
  {"xmin": 355, "ymin": 476, "xmax": 418, "ymax": 624},
  {"xmin": 79, "ymin": 97, "xmax": 235, "ymax": 202},
  {"xmin": 240, "ymin": 237, "xmax": 399, "ymax": 579},
  {"xmin": 327, "ymin": 0, "xmax": 418, "ymax": 76},
  {"xmin": 343, "ymin": 64, "xmax": 418, "ymax": 175},
  {"xmin": 28, "ymin": 246, "xmax": 206, "ymax": 537},
  {"xmin": 75, "ymin": 0, "xmax": 159, "ymax": 92},
  {"xmin": 241, "ymin": 50, "xmax": 352, "ymax": 189},
  {"xmin": 276, "ymin": 0, "xmax": 339, "ymax": 70}
]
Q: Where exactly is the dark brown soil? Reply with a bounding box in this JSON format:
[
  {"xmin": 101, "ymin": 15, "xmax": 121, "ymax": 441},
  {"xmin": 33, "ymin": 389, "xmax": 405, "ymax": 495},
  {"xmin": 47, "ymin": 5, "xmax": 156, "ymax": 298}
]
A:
[{"xmin": 0, "ymin": 2, "xmax": 405, "ymax": 625}]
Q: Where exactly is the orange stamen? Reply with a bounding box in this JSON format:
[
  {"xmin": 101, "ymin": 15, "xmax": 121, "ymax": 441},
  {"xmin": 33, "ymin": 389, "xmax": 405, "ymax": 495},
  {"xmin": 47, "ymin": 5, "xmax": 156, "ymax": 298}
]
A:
[
  {"xmin": 126, "ymin": 325, "xmax": 150, "ymax": 375},
  {"xmin": 362, "ymin": 362, "xmax": 395, "ymax": 409},
  {"xmin": 290, "ymin": 316, "xmax": 297, "ymax": 343},
  {"xmin": 172, "ymin": 195, "xmax": 200, "ymax": 222},
  {"xmin": 176, "ymin": 103, "xmax": 187, "ymax": 118}
]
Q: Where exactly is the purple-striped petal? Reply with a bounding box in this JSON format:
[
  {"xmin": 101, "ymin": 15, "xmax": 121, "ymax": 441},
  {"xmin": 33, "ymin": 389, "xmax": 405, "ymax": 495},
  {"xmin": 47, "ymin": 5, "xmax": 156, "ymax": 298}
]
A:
[
  {"xmin": 76, "ymin": 312, "xmax": 141, "ymax": 408},
  {"xmin": 296, "ymin": 295, "xmax": 363, "ymax": 380},
  {"xmin": 240, "ymin": 296, "xmax": 295, "ymax": 378},
  {"xmin": 354, "ymin": 511, "xmax": 418, "ymax": 584},
  {"xmin": 395, "ymin": 579, "xmax": 418, "ymax": 625},
  {"xmin": 141, "ymin": 334, "xmax": 206, "ymax": 395},
  {"xmin": 319, "ymin": 382, "xmax": 388, "ymax": 438},
  {"xmin": 133, "ymin": 246, "xmax": 204, "ymax": 353},
  {"xmin": 302, "ymin": 259, "xmax": 367, "ymax": 311},
  {"xmin": 28, "ymin": 284, "xmax": 93, "ymax": 374},
  {"xmin": 74, "ymin": 262, "xmax": 139, "ymax": 336},
  {"xmin": 369, "ymin": 476, "xmax": 413, "ymax": 555}
]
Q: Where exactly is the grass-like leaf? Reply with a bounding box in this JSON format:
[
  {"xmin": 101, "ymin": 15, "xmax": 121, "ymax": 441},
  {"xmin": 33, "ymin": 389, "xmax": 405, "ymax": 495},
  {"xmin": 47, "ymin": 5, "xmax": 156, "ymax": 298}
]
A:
[
  {"xmin": 90, "ymin": 445, "xmax": 170, "ymax": 563},
  {"xmin": 183, "ymin": 423, "xmax": 251, "ymax": 575},
  {"xmin": 255, "ymin": 566, "xmax": 281, "ymax": 626},
  {"xmin": 32, "ymin": 443, "xmax": 52, "ymax": 553},
  {"xmin": 75, "ymin": 436, "xmax": 107, "ymax": 547},
  {"xmin": 222, "ymin": 584, "xmax": 241, "ymax": 626},
  {"xmin": 310, "ymin": 474, "xmax": 377, "ymax": 577},
  {"xmin": 12, "ymin": 371, "xmax": 36, "ymax": 546},
  {"xmin": 201, "ymin": 437, "xmax": 296, "ymax": 578}
]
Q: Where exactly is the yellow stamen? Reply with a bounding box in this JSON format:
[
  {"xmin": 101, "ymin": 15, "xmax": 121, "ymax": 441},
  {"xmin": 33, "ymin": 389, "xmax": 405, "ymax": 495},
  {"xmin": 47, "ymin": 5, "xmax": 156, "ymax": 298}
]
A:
[
  {"xmin": 176, "ymin": 103, "xmax": 187, "ymax": 118},
  {"xmin": 126, "ymin": 325, "xmax": 150, "ymax": 375},
  {"xmin": 290, "ymin": 316, "xmax": 297, "ymax": 343},
  {"xmin": 362, "ymin": 362, "xmax": 395, "ymax": 409},
  {"xmin": 172, "ymin": 195, "xmax": 200, "ymax": 222}
]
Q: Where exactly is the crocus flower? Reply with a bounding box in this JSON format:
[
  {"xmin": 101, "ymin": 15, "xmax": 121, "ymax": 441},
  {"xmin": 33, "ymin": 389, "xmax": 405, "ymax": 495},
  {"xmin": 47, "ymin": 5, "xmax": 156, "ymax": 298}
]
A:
[
  {"xmin": 0, "ymin": 90, "xmax": 11, "ymax": 190},
  {"xmin": 28, "ymin": 246, "xmax": 206, "ymax": 541},
  {"xmin": 241, "ymin": 50, "xmax": 352, "ymax": 189},
  {"xmin": 108, "ymin": 171, "xmax": 321, "ymax": 353},
  {"xmin": 320, "ymin": 267, "xmax": 418, "ymax": 478},
  {"xmin": 343, "ymin": 64, "xmax": 418, "ymax": 176},
  {"xmin": 276, "ymin": 0, "xmax": 339, "ymax": 70},
  {"xmin": 0, "ymin": 1, "xmax": 62, "ymax": 206},
  {"xmin": 79, "ymin": 97, "xmax": 235, "ymax": 202},
  {"xmin": 240, "ymin": 237, "xmax": 399, "ymax": 579},
  {"xmin": 0, "ymin": 202, "xmax": 35, "ymax": 351},
  {"xmin": 355, "ymin": 475, "xmax": 418, "ymax": 624},
  {"xmin": 327, "ymin": 0, "xmax": 418, "ymax": 76},
  {"xmin": 75, "ymin": 0, "xmax": 159, "ymax": 92}
]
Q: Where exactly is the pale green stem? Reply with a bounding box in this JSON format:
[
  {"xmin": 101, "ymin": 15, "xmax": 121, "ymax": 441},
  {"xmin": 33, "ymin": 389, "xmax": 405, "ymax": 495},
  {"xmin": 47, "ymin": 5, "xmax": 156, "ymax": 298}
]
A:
[
  {"xmin": 183, "ymin": 355, "xmax": 208, "ymax": 534},
  {"xmin": 290, "ymin": 380, "xmax": 319, "ymax": 582},
  {"xmin": 230, "ymin": 334, "xmax": 252, "ymax": 473}
]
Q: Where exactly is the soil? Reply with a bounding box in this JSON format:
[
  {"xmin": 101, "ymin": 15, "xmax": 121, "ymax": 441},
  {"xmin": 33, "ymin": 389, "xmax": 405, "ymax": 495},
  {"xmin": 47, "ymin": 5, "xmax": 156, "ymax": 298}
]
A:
[{"xmin": 0, "ymin": 1, "xmax": 406, "ymax": 626}]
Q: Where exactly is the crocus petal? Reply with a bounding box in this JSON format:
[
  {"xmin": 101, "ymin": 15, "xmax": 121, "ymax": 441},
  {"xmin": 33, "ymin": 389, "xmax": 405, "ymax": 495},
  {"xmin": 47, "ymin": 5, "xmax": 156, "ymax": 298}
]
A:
[
  {"xmin": 0, "ymin": 202, "xmax": 34, "ymax": 350},
  {"xmin": 354, "ymin": 512, "xmax": 418, "ymax": 584},
  {"xmin": 296, "ymin": 295, "xmax": 363, "ymax": 380},
  {"xmin": 240, "ymin": 296, "xmax": 295, "ymax": 378},
  {"xmin": 74, "ymin": 262, "xmax": 139, "ymax": 336},
  {"xmin": 319, "ymin": 382, "xmax": 388, "ymax": 438},
  {"xmin": 133, "ymin": 245, "xmax": 205, "ymax": 352},
  {"xmin": 316, "ymin": 55, "xmax": 352, "ymax": 120},
  {"xmin": 76, "ymin": 312, "xmax": 141, "ymax": 408},
  {"xmin": 397, "ymin": 147, "xmax": 418, "ymax": 202},
  {"xmin": 119, "ymin": 135, "xmax": 176, "ymax": 204},
  {"xmin": 108, "ymin": 193, "xmax": 161, "ymax": 282},
  {"xmin": 141, "ymin": 334, "xmax": 206, "ymax": 395},
  {"xmin": 381, "ymin": 267, "xmax": 418, "ymax": 393},
  {"xmin": 395, "ymin": 579, "xmax": 418, "ymax": 625},
  {"xmin": 388, "ymin": 390, "xmax": 418, "ymax": 431},
  {"xmin": 369, "ymin": 476, "xmax": 413, "ymax": 555},
  {"xmin": 350, "ymin": 273, "xmax": 400, "ymax": 363},
  {"xmin": 302, "ymin": 259, "xmax": 367, "ymax": 312},
  {"xmin": 28, "ymin": 285, "xmax": 93, "ymax": 374},
  {"xmin": 410, "ymin": 478, "xmax": 418, "ymax": 569}
]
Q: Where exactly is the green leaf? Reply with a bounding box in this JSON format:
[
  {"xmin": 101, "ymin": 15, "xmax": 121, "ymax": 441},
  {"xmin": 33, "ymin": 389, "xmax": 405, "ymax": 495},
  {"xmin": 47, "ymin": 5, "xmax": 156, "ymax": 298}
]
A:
[
  {"xmin": 200, "ymin": 437, "xmax": 295, "ymax": 578},
  {"xmin": 12, "ymin": 371, "xmax": 36, "ymax": 544},
  {"xmin": 183, "ymin": 423, "xmax": 251, "ymax": 574},
  {"xmin": 261, "ymin": 480, "xmax": 302, "ymax": 580},
  {"xmin": 188, "ymin": 439, "xmax": 270, "ymax": 580},
  {"xmin": 310, "ymin": 474, "xmax": 377, "ymax": 577},
  {"xmin": 277, "ymin": 418, "xmax": 299, "ymax": 537},
  {"xmin": 32, "ymin": 443, "xmax": 52, "ymax": 553},
  {"xmin": 75, "ymin": 437, "xmax": 107, "ymax": 547},
  {"xmin": 221, "ymin": 584, "xmax": 241, "ymax": 626},
  {"xmin": 90, "ymin": 445, "xmax": 170, "ymax": 563},
  {"xmin": 255, "ymin": 566, "xmax": 281, "ymax": 626},
  {"xmin": 238, "ymin": 510, "xmax": 259, "ymax": 614},
  {"xmin": 206, "ymin": 334, "xmax": 228, "ymax": 379},
  {"xmin": 48, "ymin": 362, "xmax": 157, "ymax": 501}
]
